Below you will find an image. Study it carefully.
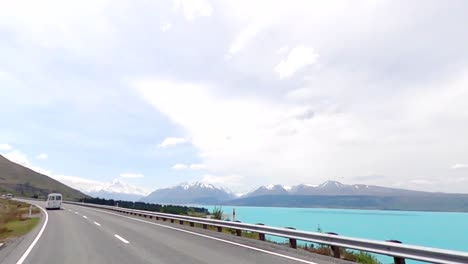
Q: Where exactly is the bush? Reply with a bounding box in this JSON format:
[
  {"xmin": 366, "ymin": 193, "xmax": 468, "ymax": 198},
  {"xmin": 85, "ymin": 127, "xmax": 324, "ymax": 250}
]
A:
[
  {"xmin": 355, "ymin": 252, "xmax": 381, "ymax": 264},
  {"xmin": 212, "ymin": 206, "xmax": 223, "ymax": 220}
]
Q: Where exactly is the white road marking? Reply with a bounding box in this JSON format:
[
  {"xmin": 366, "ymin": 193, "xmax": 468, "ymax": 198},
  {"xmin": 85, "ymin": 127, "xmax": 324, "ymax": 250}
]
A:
[
  {"xmin": 89, "ymin": 208, "xmax": 317, "ymax": 264},
  {"xmin": 68, "ymin": 209, "xmax": 72, "ymax": 212},
  {"xmin": 16, "ymin": 203, "xmax": 48, "ymax": 264},
  {"xmin": 74, "ymin": 211, "xmax": 79, "ymax": 214},
  {"xmin": 83, "ymin": 216, "xmax": 88, "ymax": 219},
  {"xmin": 114, "ymin": 234, "xmax": 129, "ymax": 244},
  {"xmin": 94, "ymin": 222, "xmax": 101, "ymax": 226}
]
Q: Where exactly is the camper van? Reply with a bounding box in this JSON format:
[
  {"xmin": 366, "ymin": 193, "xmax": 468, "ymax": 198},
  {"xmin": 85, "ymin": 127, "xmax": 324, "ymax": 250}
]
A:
[{"xmin": 46, "ymin": 193, "xmax": 62, "ymax": 210}]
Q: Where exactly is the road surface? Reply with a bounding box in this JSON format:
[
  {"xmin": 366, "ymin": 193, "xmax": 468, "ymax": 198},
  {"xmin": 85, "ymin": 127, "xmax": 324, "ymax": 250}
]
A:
[{"xmin": 1, "ymin": 200, "xmax": 349, "ymax": 264}]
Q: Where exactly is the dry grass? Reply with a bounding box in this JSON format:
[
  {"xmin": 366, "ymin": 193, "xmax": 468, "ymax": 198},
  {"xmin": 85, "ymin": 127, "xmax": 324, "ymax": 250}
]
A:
[{"xmin": 0, "ymin": 199, "xmax": 40, "ymax": 242}]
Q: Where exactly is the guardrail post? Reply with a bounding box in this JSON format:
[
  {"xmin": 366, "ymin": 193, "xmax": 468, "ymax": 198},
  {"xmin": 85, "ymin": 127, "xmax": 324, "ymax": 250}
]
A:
[
  {"xmin": 171, "ymin": 219, "xmax": 175, "ymax": 223},
  {"xmin": 163, "ymin": 218, "xmax": 167, "ymax": 222},
  {"xmin": 179, "ymin": 220, "xmax": 184, "ymax": 225},
  {"xmin": 326, "ymin": 232, "xmax": 341, "ymax": 258},
  {"xmin": 286, "ymin": 227, "xmax": 297, "ymax": 248},
  {"xmin": 190, "ymin": 222, "xmax": 195, "ymax": 227},
  {"xmin": 256, "ymin": 223, "xmax": 265, "ymax": 241},
  {"xmin": 387, "ymin": 240, "xmax": 406, "ymax": 264},
  {"xmin": 235, "ymin": 221, "xmax": 242, "ymax": 236},
  {"xmin": 202, "ymin": 224, "xmax": 208, "ymax": 229},
  {"xmin": 217, "ymin": 226, "xmax": 222, "ymax": 232},
  {"xmin": 156, "ymin": 216, "xmax": 159, "ymax": 220}
]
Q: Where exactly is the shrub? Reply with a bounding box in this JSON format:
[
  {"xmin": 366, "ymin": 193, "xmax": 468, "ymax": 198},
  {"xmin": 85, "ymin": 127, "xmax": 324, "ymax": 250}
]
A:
[{"xmin": 212, "ymin": 206, "xmax": 223, "ymax": 220}]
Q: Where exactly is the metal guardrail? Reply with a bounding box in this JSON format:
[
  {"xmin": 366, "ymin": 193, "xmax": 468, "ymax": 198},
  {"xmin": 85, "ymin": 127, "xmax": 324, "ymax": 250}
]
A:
[{"xmin": 63, "ymin": 201, "xmax": 468, "ymax": 264}]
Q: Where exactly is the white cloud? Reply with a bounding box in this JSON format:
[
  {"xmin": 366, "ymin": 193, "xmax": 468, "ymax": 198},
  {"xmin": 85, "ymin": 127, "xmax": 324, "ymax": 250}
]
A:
[
  {"xmin": 274, "ymin": 45, "xmax": 319, "ymax": 79},
  {"xmin": 158, "ymin": 137, "xmax": 189, "ymax": 148},
  {"xmin": 409, "ymin": 179, "xmax": 434, "ymax": 185},
  {"xmin": 160, "ymin": 22, "xmax": 172, "ymax": 32},
  {"xmin": 172, "ymin": 163, "xmax": 188, "ymax": 170},
  {"xmin": 228, "ymin": 21, "xmax": 265, "ymax": 55},
  {"xmin": 119, "ymin": 173, "xmax": 144, "ymax": 179},
  {"xmin": 201, "ymin": 174, "xmax": 244, "ymax": 189},
  {"xmin": 172, "ymin": 0, "xmax": 213, "ymax": 21},
  {"xmin": 36, "ymin": 153, "xmax": 48, "ymax": 160},
  {"xmin": 0, "ymin": 143, "xmax": 13, "ymax": 151},
  {"xmin": 452, "ymin": 163, "xmax": 468, "ymax": 170},
  {"xmin": 172, "ymin": 163, "xmax": 206, "ymax": 170},
  {"xmin": 277, "ymin": 46, "xmax": 289, "ymax": 54},
  {"xmin": 3, "ymin": 150, "xmax": 30, "ymax": 166},
  {"xmin": 190, "ymin": 163, "xmax": 206, "ymax": 170}
]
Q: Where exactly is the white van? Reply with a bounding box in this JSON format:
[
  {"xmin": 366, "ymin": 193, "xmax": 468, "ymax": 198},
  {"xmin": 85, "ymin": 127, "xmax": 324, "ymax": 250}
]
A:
[{"xmin": 46, "ymin": 193, "xmax": 62, "ymax": 210}]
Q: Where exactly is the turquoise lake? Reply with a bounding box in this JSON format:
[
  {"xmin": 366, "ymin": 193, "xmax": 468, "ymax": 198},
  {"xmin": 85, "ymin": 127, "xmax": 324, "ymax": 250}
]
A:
[{"xmin": 202, "ymin": 205, "xmax": 468, "ymax": 263}]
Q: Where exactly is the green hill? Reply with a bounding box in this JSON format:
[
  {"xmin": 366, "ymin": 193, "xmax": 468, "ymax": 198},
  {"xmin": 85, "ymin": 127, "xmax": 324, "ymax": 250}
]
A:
[{"xmin": 0, "ymin": 155, "xmax": 88, "ymax": 201}]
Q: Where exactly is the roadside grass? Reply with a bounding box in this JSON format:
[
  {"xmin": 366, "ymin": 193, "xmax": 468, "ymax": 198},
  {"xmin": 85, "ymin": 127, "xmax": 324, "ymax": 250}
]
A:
[{"xmin": 0, "ymin": 199, "xmax": 40, "ymax": 242}]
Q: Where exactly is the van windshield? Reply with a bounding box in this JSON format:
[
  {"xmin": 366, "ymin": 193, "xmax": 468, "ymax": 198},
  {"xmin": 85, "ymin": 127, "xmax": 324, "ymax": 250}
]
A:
[{"xmin": 56, "ymin": 196, "xmax": 62, "ymax": 200}]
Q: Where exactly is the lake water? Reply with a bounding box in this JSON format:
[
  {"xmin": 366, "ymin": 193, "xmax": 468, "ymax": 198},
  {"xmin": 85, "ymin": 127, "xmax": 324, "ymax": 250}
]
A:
[{"xmin": 202, "ymin": 205, "xmax": 468, "ymax": 264}]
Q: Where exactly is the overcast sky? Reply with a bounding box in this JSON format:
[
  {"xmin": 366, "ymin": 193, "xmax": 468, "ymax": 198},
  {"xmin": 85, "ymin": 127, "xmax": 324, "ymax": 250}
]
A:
[{"xmin": 1, "ymin": 0, "xmax": 468, "ymax": 194}]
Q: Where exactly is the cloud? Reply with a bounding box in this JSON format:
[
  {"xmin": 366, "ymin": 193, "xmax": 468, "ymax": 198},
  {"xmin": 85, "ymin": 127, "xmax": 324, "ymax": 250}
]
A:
[
  {"xmin": 172, "ymin": 163, "xmax": 206, "ymax": 170},
  {"xmin": 451, "ymin": 163, "xmax": 468, "ymax": 170},
  {"xmin": 2, "ymin": 150, "xmax": 30, "ymax": 166},
  {"xmin": 0, "ymin": 143, "xmax": 13, "ymax": 151},
  {"xmin": 409, "ymin": 179, "xmax": 434, "ymax": 185},
  {"xmin": 189, "ymin": 163, "xmax": 206, "ymax": 170},
  {"xmin": 274, "ymin": 46, "xmax": 319, "ymax": 79},
  {"xmin": 172, "ymin": 0, "xmax": 213, "ymax": 21},
  {"xmin": 228, "ymin": 21, "xmax": 265, "ymax": 55},
  {"xmin": 158, "ymin": 137, "xmax": 189, "ymax": 148},
  {"xmin": 119, "ymin": 173, "xmax": 144, "ymax": 179},
  {"xmin": 36, "ymin": 153, "xmax": 48, "ymax": 160},
  {"xmin": 201, "ymin": 174, "xmax": 244, "ymax": 189},
  {"xmin": 172, "ymin": 163, "xmax": 188, "ymax": 170},
  {"xmin": 160, "ymin": 22, "xmax": 172, "ymax": 32}
]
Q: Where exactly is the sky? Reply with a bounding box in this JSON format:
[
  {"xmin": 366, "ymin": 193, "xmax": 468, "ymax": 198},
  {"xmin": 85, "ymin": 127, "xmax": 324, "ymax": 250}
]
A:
[{"xmin": 1, "ymin": 0, "xmax": 468, "ymax": 195}]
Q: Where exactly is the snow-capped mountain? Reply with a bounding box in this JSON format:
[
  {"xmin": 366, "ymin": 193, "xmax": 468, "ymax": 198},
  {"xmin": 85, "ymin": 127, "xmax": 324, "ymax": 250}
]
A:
[
  {"xmin": 245, "ymin": 184, "xmax": 290, "ymax": 197},
  {"xmin": 87, "ymin": 179, "xmax": 149, "ymax": 202},
  {"xmin": 245, "ymin": 180, "xmax": 430, "ymax": 197},
  {"xmin": 140, "ymin": 182, "xmax": 235, "ymax": 204}
]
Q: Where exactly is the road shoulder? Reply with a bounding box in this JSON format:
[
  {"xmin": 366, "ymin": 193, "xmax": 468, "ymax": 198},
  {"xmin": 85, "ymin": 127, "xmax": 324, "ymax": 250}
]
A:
[{"xmin": 0, "ymin": 200, "xmax": 46, "ymax": 264}]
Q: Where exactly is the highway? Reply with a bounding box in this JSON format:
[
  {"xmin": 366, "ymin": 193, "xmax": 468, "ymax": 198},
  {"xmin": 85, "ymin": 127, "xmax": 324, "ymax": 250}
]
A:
[{"xmin": 0, "ymin": 200, "xmax": 348, "ymax": 264}]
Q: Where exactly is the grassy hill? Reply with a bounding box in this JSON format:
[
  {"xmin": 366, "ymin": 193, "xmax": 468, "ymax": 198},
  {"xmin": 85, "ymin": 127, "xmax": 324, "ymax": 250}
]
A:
[{"xmin": 0, "ymin": 155, "xmax": 88, "ymax": 201}]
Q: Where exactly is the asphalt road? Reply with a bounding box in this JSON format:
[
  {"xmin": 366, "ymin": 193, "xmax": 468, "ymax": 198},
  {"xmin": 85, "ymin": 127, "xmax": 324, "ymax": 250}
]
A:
[{"xmin": 1, "ymin": 200, "xmax": 350, "ymax": 264}]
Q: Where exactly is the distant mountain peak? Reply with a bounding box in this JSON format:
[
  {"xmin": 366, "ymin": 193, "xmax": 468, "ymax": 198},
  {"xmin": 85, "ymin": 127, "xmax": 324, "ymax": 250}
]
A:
[
  {"xmin": 318, "ymin": 180, "xmax": 345, "ymax": 188},
  {"xmin": 141, "ymin": 181, "xmax": 234, "ymax": 204},
  {"xmin": 178, "ymin": 181, "xmax": 216, "ymax": 190},
  {"xmin": 89, "ymin": 179, "xmax": 148, "ymax": 196}
]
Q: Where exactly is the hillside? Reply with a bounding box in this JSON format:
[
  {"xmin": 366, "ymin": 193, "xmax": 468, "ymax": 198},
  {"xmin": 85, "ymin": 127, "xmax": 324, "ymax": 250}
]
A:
[{"xmin": 0, "ymin": 155, "xmax": 89, "ymax": 200}]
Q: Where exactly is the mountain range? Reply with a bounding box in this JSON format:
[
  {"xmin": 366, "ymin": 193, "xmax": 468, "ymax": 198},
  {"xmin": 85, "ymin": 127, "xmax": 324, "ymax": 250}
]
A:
[
  {"xmin": 138, "ymin": 180, "xmax": 468, "ymax": 212},
  {"xmin": 140, "ymin": 182, "xmax": 234, "ymax": 204},
  {"xmin": 2, "ymin": 153, "xmax": 468, "ymax": 212},
  {"xmin": 244, "ymin": 181, "xmax": 434, "ymax": 197}
]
